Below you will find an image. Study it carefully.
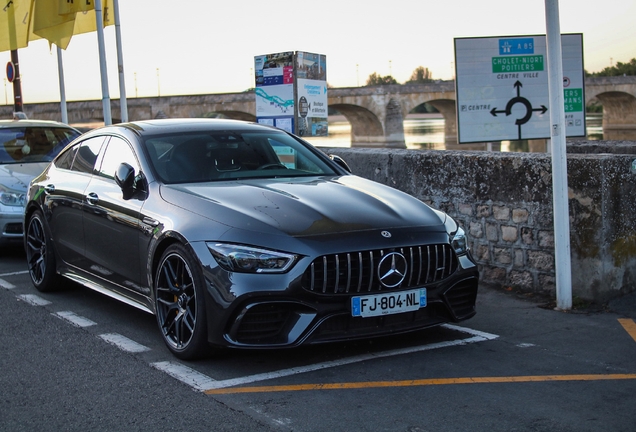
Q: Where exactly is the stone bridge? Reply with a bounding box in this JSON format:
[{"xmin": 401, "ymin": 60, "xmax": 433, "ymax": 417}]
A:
[{"xmin": 2, "ymin": 76, "xmax": 635, "ymax": 147}]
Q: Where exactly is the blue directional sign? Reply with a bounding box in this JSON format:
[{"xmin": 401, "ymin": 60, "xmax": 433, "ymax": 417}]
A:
[{"xmin": 499, "ymin": 38, "xmax": 535, "ymax": 55}]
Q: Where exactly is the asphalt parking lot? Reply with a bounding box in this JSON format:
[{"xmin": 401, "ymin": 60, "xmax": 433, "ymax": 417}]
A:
[{"xmin": 1, "ymin": 244, "xmax": 635, "ymax": 431}]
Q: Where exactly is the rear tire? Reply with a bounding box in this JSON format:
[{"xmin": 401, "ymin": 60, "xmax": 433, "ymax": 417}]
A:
[
  {"xmin": 154, "ymin": 243, "xmax": 209, "ymax": 360},
  {"xmin": 25, "ymin": 210, "xmax": 61, "ymax": 292}
]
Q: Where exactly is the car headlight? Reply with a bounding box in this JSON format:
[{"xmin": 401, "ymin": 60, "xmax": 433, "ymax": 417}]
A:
[
  {"xmin": 0, "ymin": 185, "xmax": 26, "ymax": 207},
  {"xmin": 441, "ymin": 214, "xmax": 468, "ymax": 256},
  {"xmin": 207, "ymin": 243, "xmax": 298, "ymax": 273},
  {"xmin": 451, "ymin": 226, "xmax": 468, "ymax": 255}
]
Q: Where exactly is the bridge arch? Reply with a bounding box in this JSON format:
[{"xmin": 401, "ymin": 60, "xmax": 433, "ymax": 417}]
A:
[
  {"xmin": 329, "ymin": 103, "xmax": 385, "ymax": 145},
  {"xmin": 584, "ymin": 77, "xmax": 636, "ymax": 140},
  {"xmin": 402, "ymin": 97, "xmax": 458, "ymax": 145},
  {"xmin": 587, "ymin": 91, "xmax": 636, "ymax": 140}
]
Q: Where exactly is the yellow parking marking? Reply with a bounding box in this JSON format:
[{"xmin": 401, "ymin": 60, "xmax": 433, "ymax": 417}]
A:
[
  {"xmin": 618, "ymin": 318, "xmax": 636, "ymax": 343},
  {"xmin": 205, "ymin": 374, "xmax": 636, "ymax": 395}
]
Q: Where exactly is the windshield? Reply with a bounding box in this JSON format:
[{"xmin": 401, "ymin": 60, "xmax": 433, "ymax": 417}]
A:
[
  {"xmin": 144, "ymin": 129, "xmax": 338, "ymax": 184},
  {"xmin": 0, "ymin": 126, "xmax": 80, "ymax": 164}
]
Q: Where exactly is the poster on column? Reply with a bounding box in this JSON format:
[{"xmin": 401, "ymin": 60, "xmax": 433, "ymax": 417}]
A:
[
  {"xmin": 295, "ymin": 52, "xmax": 328, "ymax": 137},
  {"xmin": 254, "ymin": 52, "xmax": 295, "ymax": 133}
]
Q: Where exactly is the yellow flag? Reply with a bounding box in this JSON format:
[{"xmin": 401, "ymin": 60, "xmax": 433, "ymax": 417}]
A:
[
  {"xmin": 72, "ymin": 0, "xmax": 113, "ymax": 36},
  {"xmin": 31, "ymin": 0, "xmax": 112, "ymax": 49},
  {"xmin": 58, "ymin": 0, "xmax": 95, "ymax": 15},
  {"xmin": 32, "ymin": 0, "xmax": 75, "ymax": 49},
  {"xmin": 0, "ymin": 0, "xmax": 34, "ymax": 52}
]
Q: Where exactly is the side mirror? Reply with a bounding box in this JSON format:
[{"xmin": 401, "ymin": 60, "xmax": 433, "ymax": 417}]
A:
[
  {"xmin": 115, "ymin": 162, "xmax": 136, "ymax": 200},
  {"xmin": 329, "ymin": 154, "xmax": 352, "ymax": 173}
]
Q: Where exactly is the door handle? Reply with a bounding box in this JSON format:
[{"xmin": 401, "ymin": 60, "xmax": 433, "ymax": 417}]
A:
[
  {"xmin": 86, "ymin": 192, "xmax": 99, "ymax": 205},
  {"xmin": 44, "ymin": 184, "xmax": 55, "ymax": 194},
  {"xmin": 143, "ymin": 217, "xmax": 159, "ymax": 227}
]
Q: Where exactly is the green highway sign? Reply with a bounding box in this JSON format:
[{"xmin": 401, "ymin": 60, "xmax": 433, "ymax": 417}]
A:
[{"xmin": 492, "ymin": 55, "xmax": 545, "ymax": 73}]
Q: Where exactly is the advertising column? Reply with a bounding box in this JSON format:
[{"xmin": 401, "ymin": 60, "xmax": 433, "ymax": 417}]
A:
[
  {"xmin": 254, "ymin": 51, "xmax": 328, "ymax": 137},
  {"xmin": 254, "ymin": 52, "xmax": 295, "ymax": 133}
]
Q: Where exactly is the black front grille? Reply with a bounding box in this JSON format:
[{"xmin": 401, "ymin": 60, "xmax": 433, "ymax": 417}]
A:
[
  {"xmin": 302, "ymin": 244, "xmax": 458, "ymax": 295},
  {"xmin": 311, "ymin": 305, "xmax": 450, "ymax": 342}
]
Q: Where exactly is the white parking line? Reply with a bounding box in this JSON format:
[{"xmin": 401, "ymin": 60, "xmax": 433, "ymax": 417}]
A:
[
  {"xmin": 18, "ymin": 294, "xmax": 51, "ymax": 306},
  {"xmin": 200, "ymin": 324, "xmax": 499, "ymax": 391},
  {"xmin": 0, "ymin": 278, "xmax": 16, "ymax": 289},
  {"xmin": 0, "ymin": 270, "xmax": 29, "ymax": 277},
  {"xmin": 55, "ymin": 311, "xmax": 97, "ymax": 328},
  {"xmin": 99, "ymin": 333, "xmax": 150, "ymax": 353},
  {"xmin": 152, "ymin": 361, "xmax": 219, "ymax": 391}
]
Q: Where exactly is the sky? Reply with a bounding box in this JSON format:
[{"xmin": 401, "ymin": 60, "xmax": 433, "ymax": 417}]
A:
[{"xmin": 1, "ymin": 0, "xmax": 635, "ymax": 105}]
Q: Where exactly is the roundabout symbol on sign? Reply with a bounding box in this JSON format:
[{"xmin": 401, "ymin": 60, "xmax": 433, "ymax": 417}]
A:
[{"xmin": 489, "ymin": 81, "xmax": 548, "ymax": 140}]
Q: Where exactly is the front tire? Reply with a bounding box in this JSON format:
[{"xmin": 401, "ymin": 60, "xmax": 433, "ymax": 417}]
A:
[
  {"xmin": 154, "ymin": 243, "xmax": 209, "ymax": 360},
  {"xmin": 25, "ymin": 210, "xmax": 61, "ymax": 292}
]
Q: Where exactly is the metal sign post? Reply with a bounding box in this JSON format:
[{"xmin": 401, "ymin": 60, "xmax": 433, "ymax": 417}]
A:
[
  {"xmin": 545, "ymin": 0, "xmax": 572, "ymax": 310},
  {"xmin": 95, "ymin": 0, "xmax": 112, "ymax": 125}
]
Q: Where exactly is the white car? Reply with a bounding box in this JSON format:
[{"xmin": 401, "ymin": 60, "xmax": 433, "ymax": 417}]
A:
[{"xmin": 0, "ymin": 119, "xmax": 80, "ymax": 246}]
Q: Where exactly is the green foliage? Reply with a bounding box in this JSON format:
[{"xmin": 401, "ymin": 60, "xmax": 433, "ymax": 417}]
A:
[
  {"xmin": 586, "ymin": 58, "xmax": 636, "ymax": 77},
  {"xmin": 586, "ymin": 100, "xmax": 603, "ymax": 113},
  {"xmin": 365, "ymin": 72, "xmax": 398, "ymax": 86},
  {"xmin": 406, "ymin": 66, "xmax": 433, "ymax": 84}
]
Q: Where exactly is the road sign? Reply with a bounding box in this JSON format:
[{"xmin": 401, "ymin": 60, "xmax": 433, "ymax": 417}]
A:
[
  {"xmin": 454, "ymin": 34, "xmax": 585, "ymax": 143},
  {"xmin": 6, "ymin": 62, "xmax": 15, "ymax": 83}
]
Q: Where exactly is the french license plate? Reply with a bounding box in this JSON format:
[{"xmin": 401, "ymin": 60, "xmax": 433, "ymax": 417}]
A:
[{"xmin": 351, "ymin": 288, "xmax": 427, "ymax": 318}]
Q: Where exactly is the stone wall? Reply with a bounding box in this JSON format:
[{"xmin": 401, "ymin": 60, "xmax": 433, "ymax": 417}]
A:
[{"xmin": 324, "ymin": 142, "xmax": 636, "ymax": 302}]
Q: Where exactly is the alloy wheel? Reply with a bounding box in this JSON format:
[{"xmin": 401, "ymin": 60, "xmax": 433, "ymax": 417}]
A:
[
  {"xmin": 26, "ymin": 215, "xmax": 47, "ymax": 286},
  {"xmin": 155, "ymin": 252, "xmax": 197, "ymax": 350}
]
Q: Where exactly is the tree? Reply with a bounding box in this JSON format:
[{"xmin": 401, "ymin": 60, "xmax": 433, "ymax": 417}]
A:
[
  {"xmin": 586, "ymin": 58, "xmax": 636, "ymax": 77},
  {"xmin": 365, "ymin": 72, "xmax": 398, "ymax": 86},
  {"xmin": 406, "ymin": 66, "xmax": 433, "ymax": 84}
]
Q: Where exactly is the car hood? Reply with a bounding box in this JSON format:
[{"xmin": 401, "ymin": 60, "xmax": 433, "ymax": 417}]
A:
[
  {"xmin": 159, "ymin": 175, "xmax": 446, "ymax": 237},
  {"xmin": 0, "ymin": 162, "xmax": 48, "ymax": 192}
]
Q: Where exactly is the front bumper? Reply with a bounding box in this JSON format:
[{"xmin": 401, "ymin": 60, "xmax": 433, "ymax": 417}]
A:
[
  {"xmin": 195, "ymin": 240, "xmax": 479, "ymax": 349},
  {"xmin": 0, "ymin": 208, "xmax": 24, "ymax": 244},
  {"xmin": 224, "ymin": 275, "xmax": 478, "ymax": 347}
]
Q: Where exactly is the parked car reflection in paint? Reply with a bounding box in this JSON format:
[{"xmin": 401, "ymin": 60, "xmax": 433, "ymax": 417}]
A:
[{"xmin": 0, "ymin": 119, "xmax": 80, "ymax": 246}]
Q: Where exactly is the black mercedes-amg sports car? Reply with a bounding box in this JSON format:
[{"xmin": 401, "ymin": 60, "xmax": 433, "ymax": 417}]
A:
[{"xmin": 25, "ymin": 119, "xmax": 478, "ymax": 359}]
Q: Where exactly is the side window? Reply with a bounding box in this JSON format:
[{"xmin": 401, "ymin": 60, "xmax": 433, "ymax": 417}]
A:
[
  {"xmin": 72, "ymin": 137, "xmax": 105, "ymax": 174},
  {"xmin": 54, "ymin": 143, "xmax": 79, "ymax": 170},
  {"xmin": 98, "ymin": 137, "xmax": 139, "ymax": 180}
]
